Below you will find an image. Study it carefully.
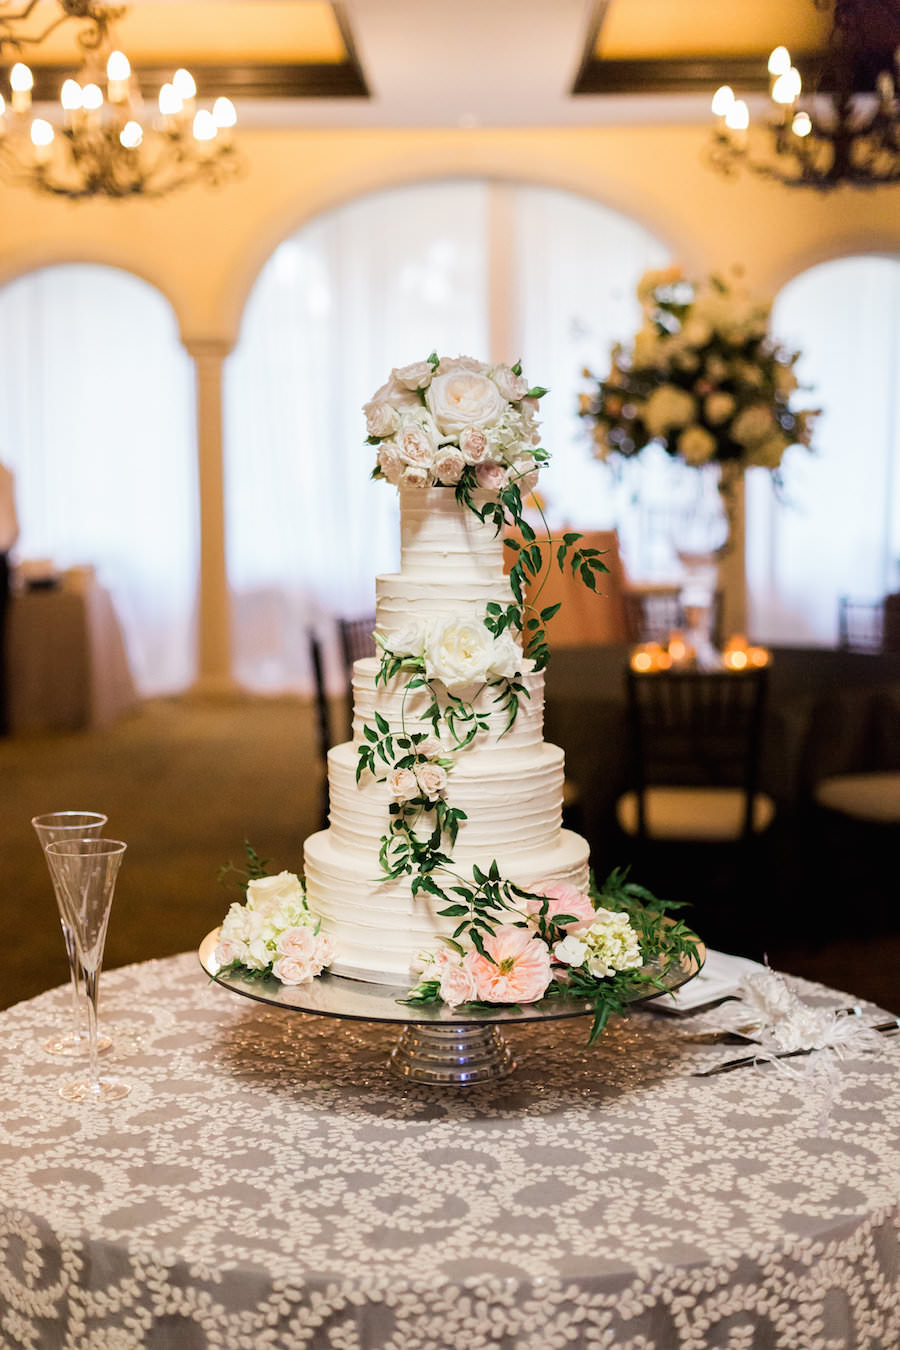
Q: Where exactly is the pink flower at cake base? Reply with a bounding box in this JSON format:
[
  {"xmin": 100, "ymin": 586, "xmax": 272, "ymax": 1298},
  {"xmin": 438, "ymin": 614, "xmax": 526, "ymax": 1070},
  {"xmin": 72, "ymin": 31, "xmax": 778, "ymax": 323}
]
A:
[
  {"xmin": 463, "ymin": 926, "xmax": 552, "ymax": 1004},
  {"xmin": 272, "ymin": 927, "xmax": 333, "ymax": 985},
  {"xmin": 214, "ymin": 935, "xmax": 249, "ymax": 969},
  {"xmin": 438, "ymin": 960, "xmax": 479, "ymax": 1009},
  {"xmin": 475, "ymin": 462, "xmax": 508, "ymax": 492},
  {"xmin": 525, "ymin": 880, "xmax": 597, "ymax": 933}
]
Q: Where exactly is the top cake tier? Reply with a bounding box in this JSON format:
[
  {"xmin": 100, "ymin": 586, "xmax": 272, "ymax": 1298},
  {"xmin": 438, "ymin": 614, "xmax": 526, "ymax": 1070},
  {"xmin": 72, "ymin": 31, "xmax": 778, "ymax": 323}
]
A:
[{"xmin": 399, "ymin": 486, "xmax": 506, "ymax": 583}]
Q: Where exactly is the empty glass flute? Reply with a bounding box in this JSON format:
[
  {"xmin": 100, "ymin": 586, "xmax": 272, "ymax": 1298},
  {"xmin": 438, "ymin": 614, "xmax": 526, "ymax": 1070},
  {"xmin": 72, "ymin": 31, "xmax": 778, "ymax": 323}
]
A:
[
  {"xmin": 44, "ymin": 837, "xmax": 128, "ymax": 1102},
  {"xmin": 32, "ymin": 812, "xmax": 110, "ymax": 1055}
]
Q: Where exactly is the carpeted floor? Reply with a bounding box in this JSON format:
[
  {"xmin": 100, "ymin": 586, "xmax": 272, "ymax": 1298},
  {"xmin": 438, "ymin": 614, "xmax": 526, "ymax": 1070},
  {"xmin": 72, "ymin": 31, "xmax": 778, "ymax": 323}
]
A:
[{"xmin": 2, "ymin": 695, "xmax": 898, "ymax": 1015}]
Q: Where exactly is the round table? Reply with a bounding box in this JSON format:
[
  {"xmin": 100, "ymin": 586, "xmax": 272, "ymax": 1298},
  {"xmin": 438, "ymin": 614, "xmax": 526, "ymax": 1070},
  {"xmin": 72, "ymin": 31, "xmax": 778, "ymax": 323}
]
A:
[{"xmin": 1, "ymin": 953, "xmax": 899, "ymax": 1349}]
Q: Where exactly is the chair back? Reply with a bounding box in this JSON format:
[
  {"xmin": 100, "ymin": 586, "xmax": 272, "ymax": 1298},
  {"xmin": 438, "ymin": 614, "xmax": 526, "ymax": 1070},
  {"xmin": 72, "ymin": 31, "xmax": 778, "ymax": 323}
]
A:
[
  {"xmin": 308, "ymin": 632, "xmax": 331, "ymax": 831},
  {"xmin": 624, "ymin": 587, "xmax": 724, "ymax": 647},
  {"xmin": 838, "ymin": 597, "xmax": 884, "ymax": 653},
  {"xmin": 625, "ymin": 666, "xmax": 769, "ymax": 839}
]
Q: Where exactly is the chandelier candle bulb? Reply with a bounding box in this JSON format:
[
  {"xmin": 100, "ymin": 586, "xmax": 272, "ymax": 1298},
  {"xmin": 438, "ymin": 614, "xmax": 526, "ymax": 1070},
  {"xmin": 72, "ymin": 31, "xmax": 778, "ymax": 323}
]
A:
[
  {"xmin": 192, "ymin": 109, "xmax": 217, "ymax": 145},
  {"xmin": 172, "ymin": 68, "xmax": 196, "ymax": 112},
  {"xmin": 119, "ymin": 120, "xmax": 142, "ymax": 150},
  {"xmin": 29, "ymin": 118, "xmax": 54, "ymax": 164},
  {"xmin": 106, "ymin": 51, "xmax": 131, "ymax": 103},
  {"xmin": 711, "ymin": 85, "xmax": 735, "ymax": 119},
  {"xmin": 10, "ymin": 62, "xmax": 33, "ymax": 113},
  {"xmin": 792, "ymin": 111, "xmax": 812, "ymax": 138},
  {"xmin": 81, "ymin": 83, "xmax": 103, "ymax": 114},
  {"xmin": 158, "ymin": 83, "xmax": 182, "ymax": 121}
]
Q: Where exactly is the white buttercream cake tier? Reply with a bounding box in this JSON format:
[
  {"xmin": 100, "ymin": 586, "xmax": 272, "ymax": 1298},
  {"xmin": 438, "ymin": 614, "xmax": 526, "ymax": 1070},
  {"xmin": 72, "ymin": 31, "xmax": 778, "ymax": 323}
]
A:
[
  {"xmin": 351, "ymin": 657, "xmax": 545, "ymax": 752},
  {"xmin": 326, "ymin": 740, "xmax": 566, "ymax": 856},
  {"xmin": 304, "ymin": 827, "xmax": 591, "ymax": 983}
]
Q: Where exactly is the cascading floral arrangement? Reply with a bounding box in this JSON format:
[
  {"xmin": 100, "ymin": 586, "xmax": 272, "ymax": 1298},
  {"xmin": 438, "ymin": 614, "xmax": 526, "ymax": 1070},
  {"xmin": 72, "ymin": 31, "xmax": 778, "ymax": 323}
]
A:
[{"xmin": 578, "ymin": 267, "xmax": 819, "ymax": 483}]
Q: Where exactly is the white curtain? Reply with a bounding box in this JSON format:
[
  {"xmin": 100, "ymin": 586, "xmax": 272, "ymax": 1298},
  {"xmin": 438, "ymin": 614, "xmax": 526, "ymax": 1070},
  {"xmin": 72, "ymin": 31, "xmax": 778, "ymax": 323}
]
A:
[
  {"xmin": 224, "ymin": 181, "xmax": 490, "ymax": 692},
  {"xmin": 225, "ymin": 179, "xmax": 670, "ymax": 691},
  {"xmin": 510, "ymin": 182, "xmax": 671, "ymax": 571},
  {"xmin": 0, "ymin": 264, "xmax": 198, "ymax": 693},
  {"xmin": 747, "ymin": 255, "xmax": 900, "ymax": 645}
]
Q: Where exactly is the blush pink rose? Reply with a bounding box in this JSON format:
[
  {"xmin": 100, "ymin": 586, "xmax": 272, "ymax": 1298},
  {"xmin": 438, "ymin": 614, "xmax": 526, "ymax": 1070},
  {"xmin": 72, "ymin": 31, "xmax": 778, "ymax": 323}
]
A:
[
  {"xmin": 475, "ymin": 462, "xmax": 508, "ymax": 492},
  {"xmin": 438, "ymin": 961, "xmax": 478, "ymax": 1009},
  {"xmin": 525, "ymin": 880, "xmax": 596, "ymax": 932},
  {"xmin": 277, "ymin": 926, "xmax": 316, "ymax": 959},
  {"xmin": 214, "ymin": 936, "xmax": 248, "ymax": 968},
  {"xmin": 459, "ymin": 426, "xmax": 491, "ymax": 464},
  {"xmin": 272, "ymin": 953, "xmax": 315, "ymax": 985},
  {"xmin": 463, "ymin": 926, "xmax": 551, "ymax": 1004}
]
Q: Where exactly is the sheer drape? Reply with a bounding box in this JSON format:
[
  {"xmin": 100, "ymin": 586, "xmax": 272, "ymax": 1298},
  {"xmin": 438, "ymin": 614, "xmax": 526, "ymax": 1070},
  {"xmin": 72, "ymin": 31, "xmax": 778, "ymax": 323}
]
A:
[
  {"xmin": 224, "ymin": 182, "xmax": 490, "ymax": 691},
  {"xmin": 225, "ymin": 180, "xmax": 670, "ymax": 691},
  {"xmin": 0, "ymin": 264, "xmax": 197, "ymax": 693},
  {"xmin": 747, "ymin": 256, "xmax": 900, "ymax": 645}
]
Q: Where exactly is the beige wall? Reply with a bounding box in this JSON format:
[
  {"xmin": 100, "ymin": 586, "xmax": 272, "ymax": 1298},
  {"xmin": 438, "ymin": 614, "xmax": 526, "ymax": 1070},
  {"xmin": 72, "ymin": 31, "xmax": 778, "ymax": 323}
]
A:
[{"xmin": 2, "ymin": 123, "xmax": 898, "ymax": 345}]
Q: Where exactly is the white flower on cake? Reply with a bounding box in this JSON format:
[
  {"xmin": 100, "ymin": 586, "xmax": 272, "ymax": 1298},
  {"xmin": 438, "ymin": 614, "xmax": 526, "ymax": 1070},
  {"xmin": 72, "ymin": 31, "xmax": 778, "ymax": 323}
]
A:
[
  {"xmin": 552, "ymin": 909, "xmax": 643, "ymax": 980},
  {"xmin": 214, "ymin": 869, "xmax": 333, "ymax": 985},
  {"xmin": 379, "ymin": 617, "xmax": 427, "ymax": 659},
  {"xmin": 387, "ymin": 766, "xmax": 419, "ymax": 802},
  {"xmin": 376, "ymin": 442, "xmax": 403, "ymax": 484},
  {"xmin": 414, "ymin": 762, "xmax": 448, "ymax": 801},
  {"xmin": 424, "ymin": 615, "xmax": 523, "ymax": 693},
  {"xmin": 364, "ymin": 400, "xmax": 400, "ymax": 439},
  {"xmin": 426, "ymin": 370, "xmax": 508, "ymax": 436},
  {"xmin": 392, "ymin": 360, "xmax": 434, "ymax": 391},
  {"xmin": 458, "ymin": 426, "xmax": 491, "ymax": 464},
  {"xmin": 396, "ymin": 409, "xmax": 439, "ymax": 466},
  {"xmin": 474, "ymin": 462, "xmax": 508, "ymax": 492}
]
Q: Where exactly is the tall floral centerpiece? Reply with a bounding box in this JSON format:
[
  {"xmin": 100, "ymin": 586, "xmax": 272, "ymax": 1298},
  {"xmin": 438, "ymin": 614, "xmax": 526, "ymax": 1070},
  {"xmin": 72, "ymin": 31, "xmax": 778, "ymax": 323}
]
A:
[{"xmin": 579, "ymin": 267, "xmax": 818, "ymax": 657}]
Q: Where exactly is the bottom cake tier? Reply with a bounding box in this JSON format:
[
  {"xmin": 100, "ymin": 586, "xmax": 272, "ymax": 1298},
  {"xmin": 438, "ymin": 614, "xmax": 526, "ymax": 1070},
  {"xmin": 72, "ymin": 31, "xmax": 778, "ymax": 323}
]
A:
[{"xmin": 304, "ymin": 827, "xmax": 592, "ymax": 983}]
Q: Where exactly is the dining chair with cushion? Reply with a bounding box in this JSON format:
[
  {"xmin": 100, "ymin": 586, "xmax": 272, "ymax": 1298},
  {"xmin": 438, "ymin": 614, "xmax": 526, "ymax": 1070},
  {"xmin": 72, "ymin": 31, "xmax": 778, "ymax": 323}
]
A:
[{"xmin": 617, "ymin": 666, "xmax": 774, "ymax": 845}]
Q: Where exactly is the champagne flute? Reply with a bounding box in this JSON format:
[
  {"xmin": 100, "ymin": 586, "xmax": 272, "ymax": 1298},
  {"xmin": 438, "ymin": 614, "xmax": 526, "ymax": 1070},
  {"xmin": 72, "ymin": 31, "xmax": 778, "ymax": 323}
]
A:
[
  {"xmin": 44, "ymin": 838, "xmax": 128, "ymax": 1103},
  {"xmin": 32, "ymin": 811, "xmax": 111, "ymax": 1055}
]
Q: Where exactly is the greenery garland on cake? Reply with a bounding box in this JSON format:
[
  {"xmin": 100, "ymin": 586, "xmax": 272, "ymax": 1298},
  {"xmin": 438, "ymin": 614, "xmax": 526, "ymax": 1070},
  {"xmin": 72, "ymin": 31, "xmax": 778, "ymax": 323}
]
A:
[{"xmin": 213, "ymin": 353, "xmax": 701, "ymax": 1041}]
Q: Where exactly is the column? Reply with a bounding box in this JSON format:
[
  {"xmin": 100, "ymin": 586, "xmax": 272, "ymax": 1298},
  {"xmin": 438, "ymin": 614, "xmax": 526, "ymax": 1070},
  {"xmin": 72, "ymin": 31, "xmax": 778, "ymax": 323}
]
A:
[
  {"xmin": 719, "ymin": 472, "xmax": 747, "ymax": 637},
  {"xmin": 186, "ymin": 338, "xmax": 237, "ymax": 694}
]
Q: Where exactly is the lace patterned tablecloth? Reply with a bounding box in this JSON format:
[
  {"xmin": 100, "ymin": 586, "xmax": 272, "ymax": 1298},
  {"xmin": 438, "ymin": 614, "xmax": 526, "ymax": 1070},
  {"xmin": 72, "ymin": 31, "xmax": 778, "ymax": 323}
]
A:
[{"xmin": 1, "ymin": 953, "xmax": 899, "ymax": 1349}]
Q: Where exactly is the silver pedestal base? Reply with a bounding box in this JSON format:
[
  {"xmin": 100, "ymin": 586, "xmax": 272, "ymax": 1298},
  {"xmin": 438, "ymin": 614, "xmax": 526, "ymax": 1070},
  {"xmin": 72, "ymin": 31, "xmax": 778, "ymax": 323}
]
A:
[{"xmin": 389, "ymin": 1023, "xmax": 517, "ymax": 1085}]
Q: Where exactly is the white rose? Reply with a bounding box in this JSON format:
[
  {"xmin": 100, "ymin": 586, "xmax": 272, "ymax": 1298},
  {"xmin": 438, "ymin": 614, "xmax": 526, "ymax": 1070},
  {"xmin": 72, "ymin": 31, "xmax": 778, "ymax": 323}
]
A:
[
  {"xmin": 489, "ymin": 364, "xmax": 529, "ymax": 402},
  {"xmin": 433, "ymin": 448, "xmax": 466, "ymax": 484},
  {"xmin": 272, "ymin": 953, "xmax": 315, "ymax": 986},
  {"xmin": 220, "ymin": 900, "xmax": 254, "ymax": 943},
  {"xmin": 704, "ymin": 392, "xmax": 735, "ymax": 426},
  {"xmin": 392, "ymin": 360, "xmax": 434, "ymax": 391},
  {"xmin": 415, "ymin": 762, "xmax": 448, "ymax": 801},
  {"xmin": 425, "ymin": 616, "xmax": 494, "ymax": 693},
  {"xmin": 642, "ymin": 385, "xmax": 696, "ymax": 438},
  {"xmin": 381, "ymin": 616, "xmax": 427, "ymax": 658},
  {"xmin": 401, "ymin": 464, "xmax": 431, "ymax": 489},
  {"xmin": 488, "ymin": 630, "xmax": 523, "ymax": 681},
  {"xmin": 586, "ymin": 953, "xmax": 615, "ymax": 980},
  {"xmin": 214, "ymin": 936, "xmax": 248, "ymax": 969},
  {"xmin": 363, "ymin": 400, "xmax": 400, "ymax": 438},
  {"xmin": 416, "ymin": 734, "xmax": 442, "ymax": 758},
  {"xmin": 247, "ymin": 871, "xmax": 305, "ymax": 917},
  {"xmin": 732, "ymin": 403, "xmax": 774, "ymax": 447},
  {"xmin": 245, "ymin": 936, "xmax": 271, "ymax": 970},
  {"xmin": 475, "ymin": 462, "xmax": 508, "ymax": 492},
  {"xmin": 435, "ymin": 355, "xmax": 487, "ymax": 376},
  {"xmin": 387, "ymin": 766, "xmax": 419, "ymax": 802},
  {"xmin": 677, "ymin": 425, "xmax": 717, "ymax": 466},
  {"xmin": 367, "ymin": 375, "xmax": 420, "ymax": 409},
  {"xmin": 426, "ymin": 371, "xmax": 508, "ymax": 436},
  {"xmin": 376, "ymin": 442, "xmax": 403, "ymax": 484},
  {"xmin": 396, "ymin": 411, "xmax": 438, "ymax": 466},
  {"xmin": 459, "ymin": 426, "xmax": 491, "ymax": 464},
  {"xmin": 553, "ymin": 935, "xmax": 588, "ymax": 967}
]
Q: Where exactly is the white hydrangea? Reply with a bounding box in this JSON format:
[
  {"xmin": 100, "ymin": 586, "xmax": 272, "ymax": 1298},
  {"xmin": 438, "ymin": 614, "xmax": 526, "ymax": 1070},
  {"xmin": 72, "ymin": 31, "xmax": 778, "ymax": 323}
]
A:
[{"xmin": 553, "ymin": 908, "xmax": 643, "ymax": 980}]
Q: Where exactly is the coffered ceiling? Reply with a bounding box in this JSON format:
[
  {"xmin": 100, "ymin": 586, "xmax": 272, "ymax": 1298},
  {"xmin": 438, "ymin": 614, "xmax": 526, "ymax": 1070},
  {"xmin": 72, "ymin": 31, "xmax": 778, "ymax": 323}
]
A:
[{"xmin": 4, "ymin": 0, "xmax": 898, "ymax": 128}]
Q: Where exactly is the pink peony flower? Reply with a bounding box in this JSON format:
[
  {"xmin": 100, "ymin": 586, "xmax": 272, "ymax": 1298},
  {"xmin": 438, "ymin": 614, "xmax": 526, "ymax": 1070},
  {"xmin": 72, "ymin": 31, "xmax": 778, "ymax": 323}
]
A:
[
  {"xmin": 463, "ymin": 926, "xmax": 551, "ymax": 1004},
  {"xmin": 525, "ymin": 880, "xmax": 596, "ymax": 932}
]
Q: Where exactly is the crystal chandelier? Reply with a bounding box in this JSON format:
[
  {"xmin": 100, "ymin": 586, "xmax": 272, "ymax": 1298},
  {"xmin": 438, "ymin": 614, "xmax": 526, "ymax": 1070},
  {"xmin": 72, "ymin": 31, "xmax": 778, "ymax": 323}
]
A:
[
  {"xmin": 709, "ymin": 0, "xmax": 900, "ymax": 190},
  {"xmin": 0, "ymin": 1, "xmax": 239, "ymax": 199}
]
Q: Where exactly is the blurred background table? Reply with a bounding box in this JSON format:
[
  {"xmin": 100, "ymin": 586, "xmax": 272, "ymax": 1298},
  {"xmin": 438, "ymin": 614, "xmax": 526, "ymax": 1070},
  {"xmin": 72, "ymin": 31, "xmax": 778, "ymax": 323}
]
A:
[
  {"xmin": 7, "ymin": 579, "xmax": 137, "ymax": 733},
  {"xmin": 0, "ymin": 952, "xmax": 898, "ymax": 1349}
]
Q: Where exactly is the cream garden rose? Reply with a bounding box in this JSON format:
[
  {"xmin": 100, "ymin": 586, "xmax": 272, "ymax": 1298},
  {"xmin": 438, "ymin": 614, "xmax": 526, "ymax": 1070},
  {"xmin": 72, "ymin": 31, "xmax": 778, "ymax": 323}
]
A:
[
  {"xmin": 392, "ymin": 360, "xmax": 434, "ymax": 391},
  {"xmin": 247, "ymin": 871, "xmax": 305, "ymax": 918},
  {"xmin": 425, "ymin": 370, "xmax": 508, "ymax": 436},
  {"xmin": 414, "ymin": 762, "xmax": 448, "ymax": 801},
  {"xmin": 424, "ymin": 616, "xmax": 494, "ymax": 692},
  {"xmin": 387, "ymin": 766, "xmax": 419, "ymax": 802},
  {"xmin": 433, "ymin": 448, "xmax": 466, "ymax": 484},
  {"xmin": 489, "ymin": 364, "xmax": 529, "ymax": 402},
  {"xmin": 363, "ymin": 400, "xmax": 400, "ymax": 439}
]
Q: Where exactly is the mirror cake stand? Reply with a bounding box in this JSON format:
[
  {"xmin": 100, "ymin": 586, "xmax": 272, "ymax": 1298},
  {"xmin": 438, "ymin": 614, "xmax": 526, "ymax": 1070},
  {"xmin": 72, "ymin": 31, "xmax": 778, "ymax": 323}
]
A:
[{"xmin": 198, "ymin": 930, "xmax": 704, "ymax": 1086}]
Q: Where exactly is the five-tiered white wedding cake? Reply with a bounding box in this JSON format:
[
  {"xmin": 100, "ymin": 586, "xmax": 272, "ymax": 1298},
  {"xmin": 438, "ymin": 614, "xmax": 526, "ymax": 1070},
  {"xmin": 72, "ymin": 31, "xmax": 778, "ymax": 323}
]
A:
[{"xmin": 304, "ymin": 484, "xmax": 591, "ymax": 983}]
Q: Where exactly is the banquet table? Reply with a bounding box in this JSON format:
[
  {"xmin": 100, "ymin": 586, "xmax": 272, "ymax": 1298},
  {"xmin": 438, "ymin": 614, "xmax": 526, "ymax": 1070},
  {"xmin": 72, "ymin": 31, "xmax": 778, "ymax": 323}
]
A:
[
  {"xmin": 1, "ymin": 954, "xmax": 899, "ymax": 1349},
  {"xmin": 7, "ymin": 580, "xmax": 138, "ymax": 733}
]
